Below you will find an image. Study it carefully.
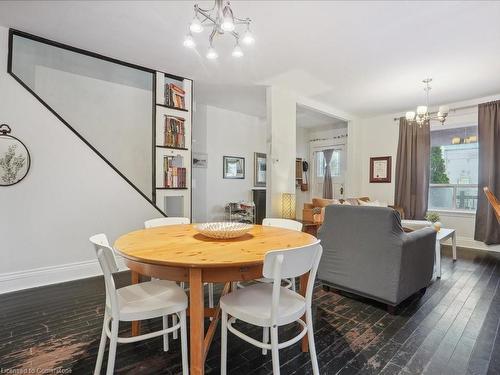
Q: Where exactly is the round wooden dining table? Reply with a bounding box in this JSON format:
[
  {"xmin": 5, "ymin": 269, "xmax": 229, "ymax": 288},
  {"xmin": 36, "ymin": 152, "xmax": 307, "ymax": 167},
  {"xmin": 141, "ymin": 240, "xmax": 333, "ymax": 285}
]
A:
[{"xmin": 114, "ymin": 223, "xmax": 317, "ymax": 375}]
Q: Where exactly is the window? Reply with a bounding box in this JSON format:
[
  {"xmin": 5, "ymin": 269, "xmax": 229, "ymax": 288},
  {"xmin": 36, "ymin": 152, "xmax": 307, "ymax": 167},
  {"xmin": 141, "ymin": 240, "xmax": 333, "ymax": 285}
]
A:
[
  {"xmin": 315, "ymin": 150, "xmax": 341, "ymax": 178},
  {"xmin": 428, "ymin": 125, "xmax": 478, "ymax": 211}
]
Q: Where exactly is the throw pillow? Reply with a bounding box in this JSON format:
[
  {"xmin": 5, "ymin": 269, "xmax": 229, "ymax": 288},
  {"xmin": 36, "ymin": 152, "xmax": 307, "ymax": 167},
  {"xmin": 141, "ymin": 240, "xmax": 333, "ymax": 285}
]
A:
[{"xmin": 358, "ymin": 199, "xmax": 387, "ymax": 207}]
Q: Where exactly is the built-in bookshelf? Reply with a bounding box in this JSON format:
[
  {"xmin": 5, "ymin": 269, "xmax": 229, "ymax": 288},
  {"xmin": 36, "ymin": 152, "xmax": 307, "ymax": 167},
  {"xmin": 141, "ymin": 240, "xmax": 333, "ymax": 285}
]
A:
[{"xmin": 154, "ymin": 72, "xmax": 192, "ymax": 219}]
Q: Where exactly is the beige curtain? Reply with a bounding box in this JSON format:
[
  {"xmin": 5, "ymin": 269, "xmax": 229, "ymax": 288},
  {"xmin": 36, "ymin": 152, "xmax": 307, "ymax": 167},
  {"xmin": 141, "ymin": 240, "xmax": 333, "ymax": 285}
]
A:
[
  {"xmin": 323, "ymin": 149, "xmax": 334, "ymax": 199},
  {"xmin": 474, "ymin": 101, "xmax": 500, "ymax": 244},
  {"xmin": 394, "ymin": 117, "xmax": 430, "ymax": 219}
]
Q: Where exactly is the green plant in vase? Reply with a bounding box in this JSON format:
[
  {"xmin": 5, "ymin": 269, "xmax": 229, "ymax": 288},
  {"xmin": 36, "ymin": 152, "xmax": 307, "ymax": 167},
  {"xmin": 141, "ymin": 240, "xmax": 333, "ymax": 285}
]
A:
[{"xmin": 425, "ymin": 212, "xmax": 441, "ymax": 231}]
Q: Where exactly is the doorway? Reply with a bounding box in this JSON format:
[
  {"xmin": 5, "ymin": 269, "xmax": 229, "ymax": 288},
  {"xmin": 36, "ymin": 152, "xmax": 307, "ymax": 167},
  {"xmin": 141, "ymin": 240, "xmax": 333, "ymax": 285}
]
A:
[{"xmin": 296, "ymin": 105, "xmax": 348, "ymax": 218}]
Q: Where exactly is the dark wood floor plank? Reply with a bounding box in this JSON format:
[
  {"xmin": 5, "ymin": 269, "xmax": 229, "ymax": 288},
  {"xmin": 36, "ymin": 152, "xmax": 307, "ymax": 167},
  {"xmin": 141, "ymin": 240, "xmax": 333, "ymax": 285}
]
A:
[
  {"xmin": 400, "ymin": 255, "xmax": 492, "ymax": 374},
  {"xmin": 467, "ymin": 263, "xmax": 500, "ymax": 375},
  {"xmin": 364, "ymin": 256, "xmax": 483, "ymax": 374},
  {"xmin": 1, "ymin": 250, "xmax": 499, "ymax": 375}
]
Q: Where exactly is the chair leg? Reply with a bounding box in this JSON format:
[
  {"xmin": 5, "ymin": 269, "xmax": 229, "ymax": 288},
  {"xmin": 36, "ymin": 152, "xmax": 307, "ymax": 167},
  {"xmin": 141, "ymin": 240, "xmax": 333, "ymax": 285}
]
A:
[
  {"xmin": 162, "ymin": 315, "xmax": 169, "ymax": 351},
  {"xmin": 173, "ymin": 314, "xmax": 179, "ymax": 340},
  {"xmin": 291, "ymin": 278, "xmax": 296, "ymax": 291},
  {"xmin": 306, "ymin": 309, "xmax": 320, "ymax": 375},
  {"xmin": 270, "ymin": 326, "xmax": 280, "ymax": 375},
  {"xmin": 208, "ymin": 283, "xmax": 214, "ymax": 308},
  {"xmin": 94, "ymin": 313, "xmax": 108, "ymax": 375},
  {"xmin": 262, "ymin": 327, "xmax": 270, "ymax": 355},
  {"xmin": 221, "ymin": 310, "xmax": 228, "ymax": 375},
  {"xmin": 179, "ymin": 310, "xmax": 189, "ymax": 375},
  {"xmin": 105, "ymin": 318, "xmax": 119, "ymax": 375}
]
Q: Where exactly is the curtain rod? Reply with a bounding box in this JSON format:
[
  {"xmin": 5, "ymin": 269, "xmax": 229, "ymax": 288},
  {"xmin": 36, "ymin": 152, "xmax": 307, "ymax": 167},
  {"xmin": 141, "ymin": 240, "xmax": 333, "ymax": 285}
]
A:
[{"xmin": 393, "ymin": 104, "xmax": 478, "ymax": 121}]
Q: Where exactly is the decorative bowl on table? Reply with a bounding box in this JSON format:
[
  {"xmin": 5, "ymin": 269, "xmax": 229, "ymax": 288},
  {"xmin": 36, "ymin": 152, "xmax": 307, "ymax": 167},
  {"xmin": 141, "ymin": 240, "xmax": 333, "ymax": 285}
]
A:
[{"xmin": 195, "ymin": 222, "xmax": 253, "ymax": 239}]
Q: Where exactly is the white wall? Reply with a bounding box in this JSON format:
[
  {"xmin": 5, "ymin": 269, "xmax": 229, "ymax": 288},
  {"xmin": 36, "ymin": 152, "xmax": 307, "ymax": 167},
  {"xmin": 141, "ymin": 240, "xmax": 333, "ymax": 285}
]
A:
[
  {"xmin": 192, "ymin": 104, "xmax": 208, "ymax": 222},
  {"xmin": 192, "ymin": 104, "xmax": 266, "ymax": 222},
  {"xmin": 0, "ymin": 26, "xmax": 161, "ymax": 293},
  {"xmin": 351, "ymin": 95, "xmax": 500, "ymax": 252},
  {"xmin": 35, "ymin": 66, "xmax": 153, "ymax": 198},
  {"xmin": 266, "ymin": 87, "xmax": 297, "ymax": 217}
]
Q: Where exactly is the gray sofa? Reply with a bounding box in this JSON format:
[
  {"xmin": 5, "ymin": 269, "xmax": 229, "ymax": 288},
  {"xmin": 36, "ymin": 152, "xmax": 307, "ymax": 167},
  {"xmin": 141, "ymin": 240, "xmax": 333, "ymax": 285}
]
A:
[{"xmin": 317, "ymin": 205, "xmax": 436, "ymax": 308}]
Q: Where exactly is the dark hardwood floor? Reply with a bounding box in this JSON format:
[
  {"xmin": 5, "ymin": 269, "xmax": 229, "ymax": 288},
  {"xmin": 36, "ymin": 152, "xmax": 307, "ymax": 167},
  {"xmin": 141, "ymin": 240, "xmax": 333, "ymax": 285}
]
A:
[{"xmin": 1, "ymin": 247, "xmax": 500, "ymax": 374}]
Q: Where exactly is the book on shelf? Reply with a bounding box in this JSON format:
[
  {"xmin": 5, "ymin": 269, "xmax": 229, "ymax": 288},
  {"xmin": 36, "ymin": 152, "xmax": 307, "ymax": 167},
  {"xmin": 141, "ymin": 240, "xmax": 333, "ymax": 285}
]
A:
[
  {"xmin": 163, "ymin": 155, "xmax": 187, "ymax": 188},
  {"xmin": 164, "ymin": 83, "xmax": 186, "ymax": 109},
  {"xmin": 164, "ymin": 116, "xmax": 185, "ymax": 148}
]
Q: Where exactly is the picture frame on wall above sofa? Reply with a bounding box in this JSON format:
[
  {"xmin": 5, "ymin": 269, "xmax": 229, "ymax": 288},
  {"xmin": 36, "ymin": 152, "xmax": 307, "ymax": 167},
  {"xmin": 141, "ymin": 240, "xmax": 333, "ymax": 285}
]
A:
[
  {"xmin": 223, "ymin": 156, "xmax": 245, "ymax": 179},
  {"xmin": 254, "ymin": 152, "xmax": 266, "ymax": 187},
  {"xmin": 370, "ymin": 156, "xmax": 391, "ymax": 183}
]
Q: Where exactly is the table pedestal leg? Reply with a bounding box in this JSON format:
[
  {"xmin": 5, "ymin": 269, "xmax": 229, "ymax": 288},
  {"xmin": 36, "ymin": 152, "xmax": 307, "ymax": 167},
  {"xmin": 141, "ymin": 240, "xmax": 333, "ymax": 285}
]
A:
[
  {"xmin": 190, "ymin": 268, "xmax": 204, "ymax": 375},
  {"xmin": 299, "ymin": 273, "xmax": 310, "ymax": 353},
  {"xmin": 452, "ymin": 232, "xmax": 457, "ymax": 261},
  {"xmin": 435, "ymin": 240, "xmax": 441, "ymax": 279},
  {"xmin": 131, "ymin": 271, "xmax": 141, "ymax": 336}
]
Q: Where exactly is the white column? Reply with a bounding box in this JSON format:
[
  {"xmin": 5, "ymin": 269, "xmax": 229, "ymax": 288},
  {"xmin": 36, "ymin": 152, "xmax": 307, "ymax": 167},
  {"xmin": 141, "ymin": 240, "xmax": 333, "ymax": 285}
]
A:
[{"xmin": 266, "ymin": 86, "xmax": 297, "ymax": 217}]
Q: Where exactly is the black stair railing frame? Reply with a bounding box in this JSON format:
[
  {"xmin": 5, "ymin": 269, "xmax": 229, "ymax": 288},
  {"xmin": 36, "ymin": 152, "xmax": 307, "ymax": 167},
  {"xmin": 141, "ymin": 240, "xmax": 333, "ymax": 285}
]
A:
[{"xmin": 7, "ymin": 29, "xmax": 192, "ymax": 217}]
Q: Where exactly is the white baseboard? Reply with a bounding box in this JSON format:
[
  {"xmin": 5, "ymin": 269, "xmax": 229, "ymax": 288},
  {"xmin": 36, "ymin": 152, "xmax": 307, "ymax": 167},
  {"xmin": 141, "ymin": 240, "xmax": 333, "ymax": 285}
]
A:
[
  {"xmin": 442, "ymin": 236, "xmax": 500, "ymax": 253},
  {"xmin": 0, "ymin": 256, "xmax": 128, "ymax": 295}
]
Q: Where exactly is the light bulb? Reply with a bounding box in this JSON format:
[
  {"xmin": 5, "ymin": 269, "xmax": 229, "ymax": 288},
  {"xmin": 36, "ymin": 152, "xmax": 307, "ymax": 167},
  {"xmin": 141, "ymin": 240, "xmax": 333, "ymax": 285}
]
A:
[
  {"xmin": 183, "ymin": 34, "xmax": 195, "ymax": 48},
  {"xmin": 417, "ymin": 105, "xmax": 427, "ymax": 115},
  {"xmin": 221, "ymin": 16, "xmax": 235, "ymax": 32},
  {"xmin": 206, "ymin": 46, "xmax": 218, "ymax": 60},
  {"xmin": 232, "ymin": 44, "xmax": 243, "ymax": 58},
  {"xmin": 438, "ymin": 105, "xmax": 449, "ymax": 115},
  {"xmin": 190, "ymin": 16, "xmax": 203, "ymax": 33},
  {"xmin": 242, "ymin": 29, "xmax": 255, "ymax": 45},
  {"xmin": 406, "ymin": 111, "xmax": 416, "ymax": 121}
]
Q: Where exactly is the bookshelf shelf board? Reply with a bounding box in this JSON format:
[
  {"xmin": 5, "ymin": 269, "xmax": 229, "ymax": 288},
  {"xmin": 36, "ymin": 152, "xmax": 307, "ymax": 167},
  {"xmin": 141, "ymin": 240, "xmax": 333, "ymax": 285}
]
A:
[
  {"xmin": 156, "ymin": 187, "xmax": 189, "ymax": 190},
  {"xmin": 156, "ymin": 103, "xmax": 189, "ymax": 112},
  {"xmin": 156, "ymin": 145, "xmax": 189, "ymax": 151}
]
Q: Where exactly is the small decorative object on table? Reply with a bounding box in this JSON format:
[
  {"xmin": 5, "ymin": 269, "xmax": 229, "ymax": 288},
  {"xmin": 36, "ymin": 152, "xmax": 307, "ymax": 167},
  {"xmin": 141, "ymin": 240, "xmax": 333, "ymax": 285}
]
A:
[
  {"xmin": 425, "ymin": 212, "xmax": 441, "ymax": 231},
  {"xmin": 195, "ymin": 222, "xmax": 253, "ymax": 239},
  {"xmin": 0, "ymin": 124, "xmax": 30, "ymax": 186},
  {"xmin": 225, "ymin": 201, "xmax": 255, "ymax": 223}
]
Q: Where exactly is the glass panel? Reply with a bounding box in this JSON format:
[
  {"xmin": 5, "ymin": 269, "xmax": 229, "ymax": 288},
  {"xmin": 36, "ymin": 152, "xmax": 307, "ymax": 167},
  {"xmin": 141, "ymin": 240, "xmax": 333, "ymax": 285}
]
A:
[
  {"xmin": 430, "ymin": 127, "xmax": 478, "ymax": 185},
  {"xmin": 429, "ymin": 125, "xmax": 478, "ymax": 211},
  {"xmin": 429, "ymin": 186, "xmax": 454, "ymax": 210},
  {"xmin": 10, "ymin": 34, "xmax": 154, "ymax": 199},
  {"xmin": 455, "ymin": 187, "xmax": 478, "ymax": 211},
  {"xmin": 316, "ymin": 150, "xmax": 341, "ymax": 178}
]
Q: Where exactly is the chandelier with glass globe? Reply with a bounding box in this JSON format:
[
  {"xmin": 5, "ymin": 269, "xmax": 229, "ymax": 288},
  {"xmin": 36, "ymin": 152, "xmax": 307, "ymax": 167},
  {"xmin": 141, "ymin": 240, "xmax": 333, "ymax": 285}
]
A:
[
  {"xmin": 405, "ymin": 78, "xmax": 449, "ymax": 126},
  {"xmin": 183, "ymin": 0, "xmax": 254, "ymax": 59}
]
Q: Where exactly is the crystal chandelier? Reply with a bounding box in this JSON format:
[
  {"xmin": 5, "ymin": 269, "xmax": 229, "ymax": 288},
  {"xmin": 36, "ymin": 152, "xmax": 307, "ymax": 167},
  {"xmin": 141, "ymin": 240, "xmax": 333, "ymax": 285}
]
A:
[
  {"xmin": 183, "ymin": 0, "xmax": 254, "ymax": 59},
  {"xmin": 405, "ymin": 78, "xmax": 449, "ymax": 126}
]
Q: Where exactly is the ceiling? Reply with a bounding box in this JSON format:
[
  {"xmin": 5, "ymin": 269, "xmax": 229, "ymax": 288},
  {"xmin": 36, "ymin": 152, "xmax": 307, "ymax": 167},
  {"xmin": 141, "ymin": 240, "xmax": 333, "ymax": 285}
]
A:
[
  {"xmin": 1, "ymin": 1, "xmax": 499, "ymax": 117},
  {"xmin": 297, "ymin": 105, "xmax": 347, "ymax": 129},
  {"xmin": 195, "ymin": 83, "xmax": 266, "ymax": 118}
]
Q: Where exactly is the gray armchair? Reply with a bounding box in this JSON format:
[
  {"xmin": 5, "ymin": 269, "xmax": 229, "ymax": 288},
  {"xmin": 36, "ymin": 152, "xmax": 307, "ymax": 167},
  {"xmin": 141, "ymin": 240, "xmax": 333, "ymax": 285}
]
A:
[{"xmin": 317, "ymin": 205, "xmax": 436, "ymax": 308}]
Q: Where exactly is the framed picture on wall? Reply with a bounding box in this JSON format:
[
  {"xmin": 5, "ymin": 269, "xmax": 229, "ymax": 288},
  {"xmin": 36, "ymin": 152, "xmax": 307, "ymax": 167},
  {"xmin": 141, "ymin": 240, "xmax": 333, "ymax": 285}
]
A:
[
  {"xmin": 223, "ymin": 156, "xmax": 245, "ymax": 179},
  {"xmin": 254, "ymin": 152, "xmax": 266, "ymax": 187},
  {"xmin": 370, "ymin": 156, "xmax": 391, "ymax": 183}
]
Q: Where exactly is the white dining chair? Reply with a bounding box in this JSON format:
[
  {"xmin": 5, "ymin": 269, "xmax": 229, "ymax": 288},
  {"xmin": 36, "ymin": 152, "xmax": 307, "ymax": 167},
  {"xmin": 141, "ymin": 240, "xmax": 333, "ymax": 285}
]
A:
[
  {"xmin": 90, "ymin": 234, "xmax": 188, "ymax": 375},
  {"xmin": 220, "ymin": 241, "xmax": 322, "ymax": 375},
  {"xmin": 144, "ymin": 217, "xmax": 190, "ymax": 228},
  {"xmin": 238, "ymin": 218, "xmax": 304, "ymax": 291},
  {"xmin": 262, "ymin": 218, "xmax": 303, "ymax": 290},
  {"xmin": 144, "ymin": 217, "xmax": 215, "ymax": 340}
]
